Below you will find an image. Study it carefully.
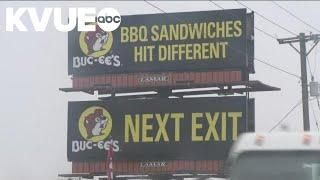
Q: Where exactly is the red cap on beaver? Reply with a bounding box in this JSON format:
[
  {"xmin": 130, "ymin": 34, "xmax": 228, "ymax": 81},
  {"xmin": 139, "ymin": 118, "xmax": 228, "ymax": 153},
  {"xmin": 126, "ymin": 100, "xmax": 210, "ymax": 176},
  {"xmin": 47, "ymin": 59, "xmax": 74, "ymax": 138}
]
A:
[
  {"xmin": 94, "ymin": 109, "xmax": 104, "ymax": 117},
  {"xmin": 85, "ymin": 113, "xmax": 94, "ymax": 122},
  {"xmin": 85, "ymin": 24, "xmax": 105, "ymax": 44}
]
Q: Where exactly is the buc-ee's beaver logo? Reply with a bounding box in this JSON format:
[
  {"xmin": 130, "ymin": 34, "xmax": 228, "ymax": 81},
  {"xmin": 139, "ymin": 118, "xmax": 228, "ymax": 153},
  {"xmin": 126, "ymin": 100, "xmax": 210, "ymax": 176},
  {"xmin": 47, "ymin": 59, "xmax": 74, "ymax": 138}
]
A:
[
  {"xmin": 78, "ymin": 106, "xmax": 112, "ymax": 142},
  {"xmin": 79, "ymin": 24, "xmax": 113, "ymax": 58},
  {"xmin": 72, "ymin": 23, "xmax": 121, "ymax": 69},
  {"xmin": 72, "ymin": 106, "xmax": 120, "ymax": 153}
]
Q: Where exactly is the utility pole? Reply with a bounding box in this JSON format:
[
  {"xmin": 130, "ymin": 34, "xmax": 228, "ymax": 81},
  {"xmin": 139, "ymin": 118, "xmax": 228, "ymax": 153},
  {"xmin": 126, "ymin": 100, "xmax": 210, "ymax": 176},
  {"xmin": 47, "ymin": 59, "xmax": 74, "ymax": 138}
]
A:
[{"xmin": 278, "ymin": 33, "xmax": 320, "ymax": 131}]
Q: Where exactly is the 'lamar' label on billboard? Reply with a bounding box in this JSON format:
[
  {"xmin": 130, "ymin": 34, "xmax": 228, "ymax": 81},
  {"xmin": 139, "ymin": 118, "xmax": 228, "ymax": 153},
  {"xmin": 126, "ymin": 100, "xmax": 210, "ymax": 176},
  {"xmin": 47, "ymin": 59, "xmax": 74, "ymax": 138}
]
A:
[
  {"xmin": 67, "ymin": 97, "xmax": 248, "ymax": 161},
  {"xmin": 68, "ymin": 9, "xmax": 249, "ymax": 75}
]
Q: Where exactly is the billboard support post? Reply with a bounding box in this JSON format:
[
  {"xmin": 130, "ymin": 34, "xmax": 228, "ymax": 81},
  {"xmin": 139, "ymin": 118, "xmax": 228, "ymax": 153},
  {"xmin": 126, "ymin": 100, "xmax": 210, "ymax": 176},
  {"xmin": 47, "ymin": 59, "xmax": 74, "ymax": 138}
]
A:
[{"xmin": 106, "ymin": 139, "xmax": 114, "ymax": 180}]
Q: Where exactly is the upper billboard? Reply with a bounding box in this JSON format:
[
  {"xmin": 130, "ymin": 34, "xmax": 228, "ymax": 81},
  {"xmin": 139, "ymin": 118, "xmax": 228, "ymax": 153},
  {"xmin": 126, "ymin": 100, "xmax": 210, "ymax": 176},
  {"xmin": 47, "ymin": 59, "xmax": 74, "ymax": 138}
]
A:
[
  {"xmin": 68, "ymin": 9, "xmax": 251, "ymax": 76},
  {"xmin": 67, "ymin": 96, "xmax": 248, "ymax": 161}
]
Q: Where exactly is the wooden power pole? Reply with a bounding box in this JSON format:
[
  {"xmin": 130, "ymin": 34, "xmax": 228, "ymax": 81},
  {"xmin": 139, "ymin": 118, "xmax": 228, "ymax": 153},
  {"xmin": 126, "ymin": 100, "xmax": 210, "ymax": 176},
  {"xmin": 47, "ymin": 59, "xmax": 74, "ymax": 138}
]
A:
[{"xmin": 278, "ymin": 33, "xmax": 320, "ymax": 131}]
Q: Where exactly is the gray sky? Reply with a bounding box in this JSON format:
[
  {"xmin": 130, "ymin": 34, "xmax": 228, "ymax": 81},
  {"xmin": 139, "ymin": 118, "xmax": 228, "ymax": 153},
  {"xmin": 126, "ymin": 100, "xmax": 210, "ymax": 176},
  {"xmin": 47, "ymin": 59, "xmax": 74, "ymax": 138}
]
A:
[{"xmin": 0, "ymin": 1, "xmax": 320, "ymax": 180}]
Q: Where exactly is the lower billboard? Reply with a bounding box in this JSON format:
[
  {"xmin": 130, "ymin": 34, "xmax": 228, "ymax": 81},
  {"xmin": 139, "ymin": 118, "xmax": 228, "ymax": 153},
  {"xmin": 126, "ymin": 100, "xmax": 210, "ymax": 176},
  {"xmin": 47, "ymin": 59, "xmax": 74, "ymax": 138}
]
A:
[{"xmin": 68, "ymin": 96, "xmax": 248, "ymax": 162}]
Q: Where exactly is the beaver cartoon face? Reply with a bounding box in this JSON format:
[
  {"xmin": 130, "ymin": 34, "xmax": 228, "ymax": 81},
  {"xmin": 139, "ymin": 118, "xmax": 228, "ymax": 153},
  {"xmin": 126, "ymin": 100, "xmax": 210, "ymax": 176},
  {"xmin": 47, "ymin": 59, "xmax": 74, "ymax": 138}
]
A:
[
  {"xmin": 84, "ymin": 26, "xmax": 109, "ymax": 55},
  {"xmin": 84, "ymin": 109, "xmax": 110, "ymax": 139}
]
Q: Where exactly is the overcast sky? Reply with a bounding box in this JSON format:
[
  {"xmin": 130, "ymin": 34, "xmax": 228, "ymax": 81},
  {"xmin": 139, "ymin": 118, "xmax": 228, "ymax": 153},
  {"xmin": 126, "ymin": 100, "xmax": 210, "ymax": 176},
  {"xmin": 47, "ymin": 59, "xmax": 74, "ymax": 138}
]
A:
[{"xmin": 1, "ymin": 1, "xmax": 320, "ymax": 180}]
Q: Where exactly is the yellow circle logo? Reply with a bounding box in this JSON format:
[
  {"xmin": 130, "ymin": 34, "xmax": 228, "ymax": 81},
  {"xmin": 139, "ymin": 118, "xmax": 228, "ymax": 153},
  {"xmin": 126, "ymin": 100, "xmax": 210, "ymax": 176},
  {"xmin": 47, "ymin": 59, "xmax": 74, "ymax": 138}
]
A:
[
  {"xmin": 78, "ymin": 106, "xmax": 112, "ymax": 142},
  {"xmin": 79, "ymin": 24, "xmax": 113, "ymax": 58}
]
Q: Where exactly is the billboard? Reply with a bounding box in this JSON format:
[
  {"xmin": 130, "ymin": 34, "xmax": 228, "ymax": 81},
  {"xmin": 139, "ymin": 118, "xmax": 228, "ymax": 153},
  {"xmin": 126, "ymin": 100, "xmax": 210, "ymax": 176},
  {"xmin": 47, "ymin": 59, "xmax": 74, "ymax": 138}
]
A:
[
  {"xmin": 67, "ymin": 96, "xmax": 248, "ymax": 162},
  {"xmin": 68, "ymin": 9, "xmax": 250, "ymax": 76}
]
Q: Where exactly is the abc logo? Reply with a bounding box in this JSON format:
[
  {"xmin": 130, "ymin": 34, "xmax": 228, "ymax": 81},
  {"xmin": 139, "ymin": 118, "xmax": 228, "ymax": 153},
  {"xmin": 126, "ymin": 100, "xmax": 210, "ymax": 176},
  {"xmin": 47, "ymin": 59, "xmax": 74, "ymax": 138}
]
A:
[{"xmin": 96, "ymin": 8, "xmax": 121, "ymax": 32}]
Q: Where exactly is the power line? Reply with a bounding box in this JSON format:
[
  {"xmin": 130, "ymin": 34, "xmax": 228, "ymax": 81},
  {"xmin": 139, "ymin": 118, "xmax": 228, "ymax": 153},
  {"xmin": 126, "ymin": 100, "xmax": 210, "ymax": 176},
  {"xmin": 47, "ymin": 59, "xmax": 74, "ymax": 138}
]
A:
[
  {"xmin": 314, "ymin": 97, "xmax": 320, "ymax": 131},
  {"xmin": 143, "ymin": 0, "xmax": 183, "ymax": 22},
  {"xmin": 208, "ymin": 0, "xmax": 278, "ymax": 40},
  {"xmin": 315, "ymin": 97, "xmax": 320, "ymax": 112},
  {"xmin": 143, "ymin": 1, "xmax": 309, "ymax": 131},
  {"xmin": 254, "ymin": 26, "xmax": 278, "ymax": 40},
  {"xmin": 255, "ymin": 58, "xmax": 300, "ymax": 78},
  {"xmin": 144, "ymin": 0, "xmax": 300, "ymax": 79},
  {"xmin": 235, "ymin": 0, "xmax": 298, "ymax": 36},
  {"xmin": 271, "ymin": 1, "xmax": 320, "ymax": 33},
  {"xmin": 269, "ymin": 100, "xmax": 302, "ymax": 132},
  {"xmin": 305, "ymin": 42, "xmax": 318, "ymax": 80},
  {"xmin": 306, "ymin": 56, "xmax": 314, "ymax": 80},
  {"xmin": 310, "ymin": 102, "xmax": 320, "ymax": 131},
  {"xmin": 144, "ymin": 0, "xmax": 165, "ymax": 13},
  {"xmin": 208, "ymin": 1, "xmax": 299, "ymax": 78},
  {"xmin": 208, "ymin": 0, "xmax": 224, "ymax": 9},
  {"xmin": 269, "ymin": 98, "xmax": 316, "ymax": 132},
  {"xmin": 313, "ymin": 44, "xmax": 318, "ymax": 76}
]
